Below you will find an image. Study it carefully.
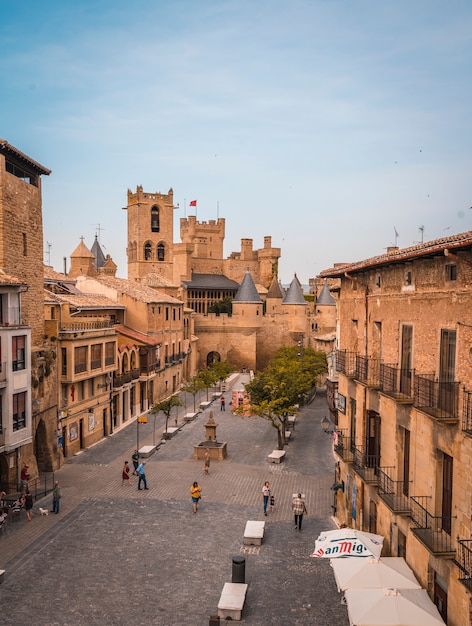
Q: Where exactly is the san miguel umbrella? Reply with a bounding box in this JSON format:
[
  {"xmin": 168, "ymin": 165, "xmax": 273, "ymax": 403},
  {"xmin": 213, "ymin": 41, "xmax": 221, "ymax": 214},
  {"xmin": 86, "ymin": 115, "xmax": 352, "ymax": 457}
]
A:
[
  {"xmin": 344, "ymin": 587, "xmax": 445, "ymax": 626},
  {"xmin": 331, "ymin": 557, "xmax": 421, "ymax": 592},
  {"xmin": 310, "ymin": 528, "xmax": 384, "ymax": 559}
]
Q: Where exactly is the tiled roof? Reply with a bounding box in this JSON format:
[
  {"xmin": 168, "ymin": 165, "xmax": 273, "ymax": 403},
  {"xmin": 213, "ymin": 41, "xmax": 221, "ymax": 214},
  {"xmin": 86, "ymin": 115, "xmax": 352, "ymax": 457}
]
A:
[
  {"xmin": 44, "ymin": 265, "xmax": 72, "ymax": 281},
  {"xmin": 234, "ymin": 270, "xmax": 262, "ymax": 303},
  {"xmin": 78, "ymin": 275, "xmax": 183, "ymax": 304},
  {"xmin": 266, "ymin": 276, "xmax": 284, "ymax": 299},
  {"xmin": 320, "ymin": 230, "xmax": 472, "ymax": 277},
  {"xmin": 114, "ymin": 324, "xmax": 161, "ymax": 346},
  {"xmin": 182, "ymin": 274, "xmax": 240, "ymax": 290},
  {"xmin": 50, "ymin": 292, "xmax": 126, "ymax": 310},
  {"xmin": 0, "ymin": 269, "xmax": 27, "ymax": 286},
  {"xmin": 0, "ymin": 139, "xmax": 51, "ymax": 175}
]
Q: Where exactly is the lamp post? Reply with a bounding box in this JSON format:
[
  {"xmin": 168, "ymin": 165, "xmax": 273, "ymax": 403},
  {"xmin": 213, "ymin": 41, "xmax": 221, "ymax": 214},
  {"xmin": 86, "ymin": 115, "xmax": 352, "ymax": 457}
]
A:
[{"xmin": 321, "ymin": 415, "xmax": 331, "ymax": 433}]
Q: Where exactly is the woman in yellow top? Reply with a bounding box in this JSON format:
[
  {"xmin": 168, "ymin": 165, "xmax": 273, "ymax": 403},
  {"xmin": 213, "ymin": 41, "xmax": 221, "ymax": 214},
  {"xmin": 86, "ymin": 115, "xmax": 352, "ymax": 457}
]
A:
[{"xmin": 190, "ymin": 481, "xmax": 202, "ymax": 513}]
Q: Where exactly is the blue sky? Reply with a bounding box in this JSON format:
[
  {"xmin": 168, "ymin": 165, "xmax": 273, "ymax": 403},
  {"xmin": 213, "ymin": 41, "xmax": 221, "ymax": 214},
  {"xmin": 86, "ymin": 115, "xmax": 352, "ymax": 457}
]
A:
[{"xmin": 2, "ymin": 0, "xmax": 471, "ymax": 284}]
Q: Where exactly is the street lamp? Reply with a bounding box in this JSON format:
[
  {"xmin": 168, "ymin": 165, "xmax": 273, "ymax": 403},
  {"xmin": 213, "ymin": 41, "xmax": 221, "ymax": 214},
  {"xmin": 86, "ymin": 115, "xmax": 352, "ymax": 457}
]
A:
[{"xmin": 321, "ymin": 415, "xmax": 332, "ymax": 433}]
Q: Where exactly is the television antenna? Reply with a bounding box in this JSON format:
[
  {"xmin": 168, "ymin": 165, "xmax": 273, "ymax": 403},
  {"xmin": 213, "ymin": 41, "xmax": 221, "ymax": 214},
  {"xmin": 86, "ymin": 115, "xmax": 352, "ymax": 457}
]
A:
[{"xmin": 44, "ymin": 241, "xmax": 52, "ymax": 265}]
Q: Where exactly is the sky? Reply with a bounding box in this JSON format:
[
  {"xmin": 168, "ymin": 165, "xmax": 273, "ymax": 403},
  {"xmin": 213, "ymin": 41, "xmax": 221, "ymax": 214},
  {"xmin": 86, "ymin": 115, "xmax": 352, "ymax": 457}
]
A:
[{"xmin": 1, "ymin": 0, "xmax": 472, "ymax": 285}]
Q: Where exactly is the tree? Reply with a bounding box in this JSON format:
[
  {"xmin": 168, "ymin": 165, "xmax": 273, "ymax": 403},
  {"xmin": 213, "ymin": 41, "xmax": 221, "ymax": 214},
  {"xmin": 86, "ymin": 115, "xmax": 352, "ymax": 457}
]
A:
[
  {"xmin": 151, "ymin": 395, "xmax": 183, "ymax": 435},
  {"xmin": 209, "ymin": 360, "xmax": 233, "ymax": 390},
  {"xmin": 208, "ymin": 296, "xmax": 233, "ymax": 315},
  {"xmin": 242, "ymin": 345, "xmax": 328, "ymax": 449},
  {"xmin": 181, "ymin": 376, "xmax": 206, "ymax": 412},
  {"xmin": 197, "ymin": 368, "xmax": 219, "ymax": 401}
]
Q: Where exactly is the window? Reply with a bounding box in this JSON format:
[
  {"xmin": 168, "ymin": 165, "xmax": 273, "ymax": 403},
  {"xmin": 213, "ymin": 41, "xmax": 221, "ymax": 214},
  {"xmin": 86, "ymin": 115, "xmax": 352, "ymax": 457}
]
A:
[
  {"xmin": 144, "ymin": 242, "xmax": 152, "ymax": 260},
  {"xmin": 151, "ymin": 206, "xmax": 160, "ymax": 232},
  {"xmin": 12, "ymin": 335, "xmax": 26, "ymax": 371},
  {"xmin": 157, "ymin": 243, "xmax": 165, "ymax": 261},
  {"xmin": 445, "ymin": 264, "xmax": 457, "ymax": 281},
  {"xmin": 105, "ymin": 342, "xmax": 115, "ymax": 366},
  {"xmin": 5, "ymin": 159, "xmax": 38, "ymax": 186},
  {"xmin": 405, "ymin": 270, "xmax": 412, "ymax": 285},
  {"xmin": 441, "ymin": 452, "xmax": 453, "ymax": 535},
  {"xmin": 91, "ymin": 344, "xmax": 102, "ymax": 370},
  {"xmin": 61, "ymin": 348, "xmax": 67, "ymax": 376},
  {"xmin": 165, "ymin": 307, "xmax": 169, "ymax": 321},
  {"xmin": 13, "ymin": 392, "xmax": 26, "ymax": 431},
  {"xmin": 74, "ymin": 346, "xmax": 87, "ymax": 374},
  {"xmin": 375, "ymin": 274, "xmax": 381, "ymax": 288}
]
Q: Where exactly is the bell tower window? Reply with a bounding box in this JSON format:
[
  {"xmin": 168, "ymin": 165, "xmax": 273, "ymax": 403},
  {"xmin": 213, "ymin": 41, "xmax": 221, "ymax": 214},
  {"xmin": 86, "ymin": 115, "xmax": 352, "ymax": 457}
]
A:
[
  {"xmin": 151, "ymin": 206, "xmax": 160, "ymax": 232},
  {"xmin": 144, "ymin": 242, "xmax": 152, "ymax": 260},
  {"xmin": 157, "ymin": 243, "xmax": 165, "ymax": 262}
]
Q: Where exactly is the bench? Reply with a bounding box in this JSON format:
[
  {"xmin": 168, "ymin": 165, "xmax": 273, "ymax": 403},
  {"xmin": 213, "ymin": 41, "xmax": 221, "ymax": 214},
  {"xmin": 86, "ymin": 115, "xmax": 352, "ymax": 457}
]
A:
[
  {"xmin": 243, "ymin": 520, "xmax": 265, "ymax": 546},
  {"xmin": 287, "ymin": 415, "xmax": 297, "ymax": 429},
  {"xmin": 199, "ymin": 401, "xmax": 212, "ymax": 410},
  {"xmin": 212, "ymin": 392, "xmax": 222, "ymax": 400},
  {"xmin": 285, "ymin": 430, "xmax": 292, "ymax": 442},
  {"xmin": 183, "ymin": 412, "xmax": 198, "ymax": 422},
  {"xmin": 162, "ymin": 426, "xmax": 179, "ymax": 439},
  {"xmin": 0, "ymin": 569, "xmax": 4, "ymax": 584},
  {"xmin": 138, "ymin": 445, "xmax": 156, "ymax": 458},
  {"xmin": 218, "ymin": 582, "xmax": 248, "ymax": 621},
  {"xmin": 267, "ymin": 450, "xmax": 286, "ymax": 463}
]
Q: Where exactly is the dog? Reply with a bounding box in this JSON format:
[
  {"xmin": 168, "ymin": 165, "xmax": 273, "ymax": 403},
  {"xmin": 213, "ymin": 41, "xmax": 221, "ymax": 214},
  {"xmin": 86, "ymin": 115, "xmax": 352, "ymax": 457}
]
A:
[{"xmin": 39, "ymin": 507, "xmax": 49, "ymax": 516}]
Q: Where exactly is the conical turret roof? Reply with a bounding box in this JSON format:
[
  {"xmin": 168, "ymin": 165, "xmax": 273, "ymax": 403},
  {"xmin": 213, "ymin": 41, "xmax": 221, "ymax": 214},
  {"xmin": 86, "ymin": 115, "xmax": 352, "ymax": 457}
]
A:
[
  {"xmin": 234, "ymin": 269, "xmax": 262, "ymax": 303},
  {"xmin": 91, "ymin": 235, "xmax": 106, "ymax": 269},
  {"xmin": 266, "ymin": 275, "xmax": 284, "ymax": 299},
  {"xmin": 316, "ymin": 280, "xmax": 336, "ymax": 306},
  {"xmin": 283, "ymin": 274, "xmax": 307, "ymax": 305}
]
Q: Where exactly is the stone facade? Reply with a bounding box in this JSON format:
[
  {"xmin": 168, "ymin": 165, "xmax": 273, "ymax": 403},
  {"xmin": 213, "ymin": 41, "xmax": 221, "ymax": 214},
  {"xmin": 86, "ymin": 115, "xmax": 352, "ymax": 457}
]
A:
[{"xmin": 320, "ymin": 232, "xmax": 472, "ymax": 626}]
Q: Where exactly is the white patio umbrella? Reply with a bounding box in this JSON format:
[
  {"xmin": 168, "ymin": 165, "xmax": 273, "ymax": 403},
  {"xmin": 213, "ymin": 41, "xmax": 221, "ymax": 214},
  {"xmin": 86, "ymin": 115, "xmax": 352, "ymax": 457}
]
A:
[
  {"xmin": 331, "ymin": 557, "xmax": 421, "ymax": 591},
  {"xmin": 310, "ymin": 528, "xmax": 384, "ymax": 559},
  {"xmin": 344, "ymin": 587, "xmax": 445, "ymax": 626}
]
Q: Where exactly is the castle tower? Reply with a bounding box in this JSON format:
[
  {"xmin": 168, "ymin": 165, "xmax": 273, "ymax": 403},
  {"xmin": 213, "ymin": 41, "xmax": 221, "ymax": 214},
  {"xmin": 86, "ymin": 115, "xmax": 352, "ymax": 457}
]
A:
[
  {"xmin": 124, "ymin": 185, "xmax": 175, "ymax": 282},
  {"xmin": 68, "ymin": 238, "xmax": 96, "ymax": 278}
]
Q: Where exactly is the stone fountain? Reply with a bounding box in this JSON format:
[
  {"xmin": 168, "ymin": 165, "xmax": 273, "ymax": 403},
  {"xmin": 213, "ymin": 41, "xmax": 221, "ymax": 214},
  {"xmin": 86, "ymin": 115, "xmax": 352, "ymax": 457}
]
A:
[{"xmin": 193, "ymin": 411, "xmax": 227, "ymax": 461}]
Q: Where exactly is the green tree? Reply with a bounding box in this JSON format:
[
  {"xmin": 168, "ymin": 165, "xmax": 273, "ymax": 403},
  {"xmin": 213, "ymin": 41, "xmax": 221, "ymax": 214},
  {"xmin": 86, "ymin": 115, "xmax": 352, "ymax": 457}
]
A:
[
  {"xmin": 242, "ymin": 345, "xmax": 327, "ymax": 449},
  {"xmin": 198, "ymin": 367, "xmax": 219, "ymax": 401},
  {"xmin": 151, "ymin": 394, "xmax": 183, "ymax": 435},
  {"xmin": 208, "ymin": 296, "xmax": 233, "ymax": 315},
  {"xmin": 181, "ymin": 375, "xmax": 206, "ymax": 412},
  {"xmin": 209, "ymin": 360, "xmax": 233, "ymax": 390}
]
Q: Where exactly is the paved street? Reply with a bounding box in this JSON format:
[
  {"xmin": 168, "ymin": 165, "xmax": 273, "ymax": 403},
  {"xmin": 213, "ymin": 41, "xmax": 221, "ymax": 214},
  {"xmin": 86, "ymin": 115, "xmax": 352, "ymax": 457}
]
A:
[{"xmin": 0, "ymin": 377, "xmax": 349, "ymax": 625}]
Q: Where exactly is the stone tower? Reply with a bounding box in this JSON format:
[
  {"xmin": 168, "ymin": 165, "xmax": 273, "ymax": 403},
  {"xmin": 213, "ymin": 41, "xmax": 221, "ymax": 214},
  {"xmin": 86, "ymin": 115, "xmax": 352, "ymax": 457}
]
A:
[
  {"xmin": 124, "ymin": 185, "xmax": 175, "ymax": 282},
  {"xmin": 0, "ymin": 140, "xmax": 51, "ymax": 346}
]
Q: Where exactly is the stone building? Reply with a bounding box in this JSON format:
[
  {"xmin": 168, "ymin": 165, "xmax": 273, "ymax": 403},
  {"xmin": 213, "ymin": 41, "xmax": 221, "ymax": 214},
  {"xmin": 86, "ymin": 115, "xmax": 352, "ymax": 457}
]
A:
[
  {"xmin": 320, "ymin": 231, "xmax": 472, "ymax": 626},
  {"xmin": 0, "ymin": 139, "xmax": 58, "ymax": 490}
]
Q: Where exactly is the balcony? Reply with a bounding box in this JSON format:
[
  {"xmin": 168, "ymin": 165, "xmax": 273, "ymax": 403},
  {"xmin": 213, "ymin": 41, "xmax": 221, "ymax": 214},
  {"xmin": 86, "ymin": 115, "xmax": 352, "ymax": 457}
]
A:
[
  {"xmin": 60, "ymin": 320, "xmax": 115, "ymax": 332},
  {"xmin": 414, "ymin": 374, "xmax": 459, "ymax": 421},
  {"xmin": 333, "ymin": 431, "xmax": 354, "ymax": 463},
  {"xmin": 336, "ymin": 350, "xmax": 357, "ymax": 377},
  {"xmin": 355, "ymin": 355, "xmax": 381, "ymax": 387},
  {"xmin": 352, "ymin": 444, "xmax": 379, "ymax": 483},
  {"xmin": 410, "ymin": 496, "xmax": 455, "ymax": 557},
  {"xmin": 462, "ymin": 389, "xmax": 472, "ymax": 436},
  {"xmin": 376, "ymin": 467, "xmax": 411, "ymax": 514},
  {"xmin": 0, "ymin": 361, "xmax": 6, "ymax": 385},
  {"xmin": 380, "ymin": 364, "xmax": 414, "ymax": 401},
  {"xmin": 454, "ymin": 539, "xmax": 472, "ymax": 591}
]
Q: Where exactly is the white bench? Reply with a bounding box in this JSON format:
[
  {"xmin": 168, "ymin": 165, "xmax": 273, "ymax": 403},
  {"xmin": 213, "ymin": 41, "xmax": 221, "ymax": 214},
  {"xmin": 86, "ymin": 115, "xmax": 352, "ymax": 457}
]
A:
[
  {"xmin": 288, "ymin": 415, "xmax": 297, "ymax": 429},
  {"xmin": 243, "ymin": 520, "xmax": 265, "ymax": 546},
  {"xmin": 285, "ymin": 430, "xmax": 292, "ymax": 442},
  {"xmin": 138, "ymin": 445, "xmax": 156, "ymax": 458},
  {"xmin": 218, "ymin": 582, "xmax": 248, "ymax": 621},
  {"xmin": 200, "ymin": 400, "xmax": 212, "ymax": 410},
  {"xmin": 184, "ymin": 412, "xmax": 198, "ymax": 422},
  {"xmin": 162, "ymin": 426, "xmax": 179, "ymax": 439},
  {"xmin": 267, "ymin": 449, "xmax": 286, "ymax": 463},
  {"xmin": 212, "ymin": 392, "xmax": 222, "ymax": 400},
  {"xmin": 0, "ymin": 569, "xmax": 5, "ymax": 584}
]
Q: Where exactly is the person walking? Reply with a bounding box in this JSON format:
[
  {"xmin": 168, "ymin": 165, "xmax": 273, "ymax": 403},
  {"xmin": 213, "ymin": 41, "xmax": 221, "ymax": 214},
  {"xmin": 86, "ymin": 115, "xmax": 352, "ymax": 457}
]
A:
[
  {"xmin": 262, "ymin": 481, "xmax": 270, "ymax": 517},
  {"xmin": 137, "ymin": 461, "xmax": 149, "ymax": 490},
  {"xmin": 190, "ymin": 481, "xmax": 202, "ymax": 513},
  {"xmin": 132, "ymin": 450, "xmax": 140, "ymax": 475},
  {"xmin": 20, "ymin": 463, "xmax": 30, "ymax": 491},
  {"xmin": 203, "ymin": 448, "xmax": 211, "ymax": 475},
  {"xmin": 52, "ymin": 481, "xmax": 61, "ymax": 514},
  {"xmin": 292, "ymin": 493, "xmax": 307, "ymax": 530},
  {"xmin": 122, "ymin": 461, "xmax": 131, "ymax": 486},
  {"xmin": 220, "ymin": 396, "xmax": 225, "ymax": 411},
  {"xmin": 25, "ymin": 489, "xmax": 34, "ymax": 521}
]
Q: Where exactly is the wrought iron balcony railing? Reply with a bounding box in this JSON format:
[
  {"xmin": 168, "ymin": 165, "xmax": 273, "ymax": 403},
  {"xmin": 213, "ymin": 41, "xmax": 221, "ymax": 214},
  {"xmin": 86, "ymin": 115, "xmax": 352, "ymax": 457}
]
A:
[
  {"xmin": 352, "ymin": 444, "xmax": 379, "ymax": 483},
  {"xmin": 454, "ymin": 539, "xmax": 472, "ymax": 591},
  {"xmin": 376, "ymin": 467, "xmax": 411, "ymax": 514},
  {"xmin": 410, "ymin": 495, "xmax": 455, "ymax": 556},
  {"xmin": 462, "ymin": 388, "xmax": 472, "ymax": 435},
  {"xmin": 333, "ymin": 431, "xmax": 354, "ymax": 463},
  {"xmin": 336, "ymin": 349, "xmax": 357, "ymax": 377},
  {"xmin": 379, "ymin": 363, "xmax": 414, "ymax": 400},
  {"xmin": 356, "ymin": 355, "xmax": 381, "ymax": 387},
  {"xmin": 414, "ymin": 374, "xmax": 459, "ymax": 420}
]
